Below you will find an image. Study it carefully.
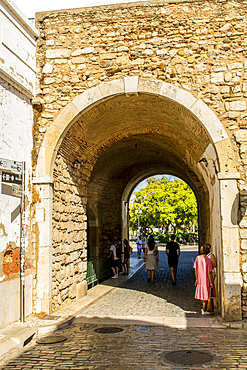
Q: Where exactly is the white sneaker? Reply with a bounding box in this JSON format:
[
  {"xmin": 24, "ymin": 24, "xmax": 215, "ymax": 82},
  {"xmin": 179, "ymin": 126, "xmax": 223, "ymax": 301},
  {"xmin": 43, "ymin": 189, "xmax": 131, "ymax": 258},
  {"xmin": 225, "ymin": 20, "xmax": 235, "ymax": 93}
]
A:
[
  {"xmin": 111, "ymin": 274, "xmax": 118, "ymax": 279},
  {"xmin": 202, "ymin": 311, "xmax": 211, "ymax": 315}
]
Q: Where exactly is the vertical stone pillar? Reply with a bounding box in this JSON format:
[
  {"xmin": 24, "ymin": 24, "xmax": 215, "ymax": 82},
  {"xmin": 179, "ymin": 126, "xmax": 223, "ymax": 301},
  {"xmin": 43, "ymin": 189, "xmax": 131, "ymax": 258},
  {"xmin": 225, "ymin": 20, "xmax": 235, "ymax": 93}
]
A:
[
  {"xmin": 33, "ymin": 177, "xmax": 53, "ymax": 314},
  {"xmin": 218, "ymin": 172, "xmax": 242, "ymax": 321}
]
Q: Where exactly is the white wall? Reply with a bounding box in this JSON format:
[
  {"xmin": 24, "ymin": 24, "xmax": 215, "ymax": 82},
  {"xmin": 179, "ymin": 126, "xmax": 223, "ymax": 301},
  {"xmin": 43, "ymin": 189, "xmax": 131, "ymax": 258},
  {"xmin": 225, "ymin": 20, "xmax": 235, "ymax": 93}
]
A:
[{"xmin": 0, "ymin": 0, "xmax": 38, "ymax": 325}]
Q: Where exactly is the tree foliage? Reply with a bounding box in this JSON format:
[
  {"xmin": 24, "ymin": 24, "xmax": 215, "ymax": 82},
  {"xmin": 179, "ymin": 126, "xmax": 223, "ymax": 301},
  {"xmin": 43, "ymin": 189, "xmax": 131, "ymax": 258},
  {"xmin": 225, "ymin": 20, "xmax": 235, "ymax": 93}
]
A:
[{"xmin": 129, "ymin": 176, "xmax": 197, "ymax": 234}]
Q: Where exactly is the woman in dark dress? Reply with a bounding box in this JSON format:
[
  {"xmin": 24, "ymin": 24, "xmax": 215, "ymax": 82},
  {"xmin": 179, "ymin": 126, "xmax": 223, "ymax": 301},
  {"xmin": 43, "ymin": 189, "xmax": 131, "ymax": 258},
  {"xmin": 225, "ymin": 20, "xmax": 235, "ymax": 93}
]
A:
[
  {"xmin": 123, "ymin": 238, "xmax": 130, "ymax": 275},
  {"xmin": 166, "ymin": 234, "xmax": 180, "ymax": 285}
]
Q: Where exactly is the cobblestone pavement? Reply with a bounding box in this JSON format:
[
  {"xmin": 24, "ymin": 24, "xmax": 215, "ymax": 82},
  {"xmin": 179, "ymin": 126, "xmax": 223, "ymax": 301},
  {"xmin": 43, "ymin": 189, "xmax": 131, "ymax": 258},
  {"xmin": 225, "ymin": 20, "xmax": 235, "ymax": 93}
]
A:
[
  {"xmin": 81, "ymin": 246, "xmax": 202, "ymax": 318},
  {"xmin": 0, "ymin": 323, "xmax": 246, "ymax": 369},
  {"xmin": 1, "ymin": 245, "xmax": 247, "ymax": 369}
]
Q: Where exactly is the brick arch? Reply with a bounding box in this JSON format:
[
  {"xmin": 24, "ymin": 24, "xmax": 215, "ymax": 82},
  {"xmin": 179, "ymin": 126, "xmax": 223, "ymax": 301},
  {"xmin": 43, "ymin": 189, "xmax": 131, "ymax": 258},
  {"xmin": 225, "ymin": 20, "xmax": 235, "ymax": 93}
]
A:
[{"xmin": 35, "ymin": 76, "xmax": 234, "ymax": 180}]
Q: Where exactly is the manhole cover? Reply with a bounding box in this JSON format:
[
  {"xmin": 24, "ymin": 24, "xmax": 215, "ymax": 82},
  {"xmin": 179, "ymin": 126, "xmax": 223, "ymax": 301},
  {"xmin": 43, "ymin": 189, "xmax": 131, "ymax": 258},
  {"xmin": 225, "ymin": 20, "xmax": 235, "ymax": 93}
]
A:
[
  {"xmin": 159, "ymin": 350, "xmax": 213, "ymax": 366},
  {"xmin": 137, "ymin": 328, "xmax": 150, "ymax": 332},
  {"xmin": 36, "ymin": 335, "xmax": 67, "ymax": 344},
  {"xmin": 94, "ymin": 327, "xmax": 123, "ymax": 334}
]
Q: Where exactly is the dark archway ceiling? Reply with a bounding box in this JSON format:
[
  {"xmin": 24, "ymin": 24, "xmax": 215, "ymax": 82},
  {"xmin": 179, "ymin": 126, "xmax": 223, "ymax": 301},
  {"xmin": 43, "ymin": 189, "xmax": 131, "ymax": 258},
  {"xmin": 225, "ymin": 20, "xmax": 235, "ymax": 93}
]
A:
[{"xmin": 77, "ymin": 93, "xmax": 212, "ymax": 195}]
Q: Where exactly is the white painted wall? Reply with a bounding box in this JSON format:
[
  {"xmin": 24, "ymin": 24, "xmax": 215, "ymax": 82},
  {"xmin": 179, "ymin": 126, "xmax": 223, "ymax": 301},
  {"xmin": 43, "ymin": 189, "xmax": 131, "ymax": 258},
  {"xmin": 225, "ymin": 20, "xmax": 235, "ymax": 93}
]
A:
[{"xmin": 0, "ymin": 0, "xmax": 38, "ymax": 325}]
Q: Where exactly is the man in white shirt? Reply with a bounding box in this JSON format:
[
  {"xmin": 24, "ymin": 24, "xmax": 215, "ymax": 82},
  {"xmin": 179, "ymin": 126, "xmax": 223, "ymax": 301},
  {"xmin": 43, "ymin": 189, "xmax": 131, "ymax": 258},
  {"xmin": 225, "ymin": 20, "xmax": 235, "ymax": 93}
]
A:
[
  {"xmin": 136, "ymin": 235, "xmax": 142, "ymax": 259},
  {"xmin": 110, "ymin": 242, "xmax": 119, "ymax": 278}
]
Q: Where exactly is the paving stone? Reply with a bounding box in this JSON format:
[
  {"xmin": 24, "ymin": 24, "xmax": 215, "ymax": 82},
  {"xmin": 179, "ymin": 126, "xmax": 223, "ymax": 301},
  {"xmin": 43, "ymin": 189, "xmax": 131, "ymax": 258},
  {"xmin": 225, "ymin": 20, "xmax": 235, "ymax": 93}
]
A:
[
  {"xmin": 81, "ymin": 247, "xmax": 202, "ymax": 318},
  {"xmin": 1, "ymin": 324, "xmax": 246, "ymax": 369},
  {"xmin": 0, "ymin": 248, "xmax": 247, "ymax": 369}
]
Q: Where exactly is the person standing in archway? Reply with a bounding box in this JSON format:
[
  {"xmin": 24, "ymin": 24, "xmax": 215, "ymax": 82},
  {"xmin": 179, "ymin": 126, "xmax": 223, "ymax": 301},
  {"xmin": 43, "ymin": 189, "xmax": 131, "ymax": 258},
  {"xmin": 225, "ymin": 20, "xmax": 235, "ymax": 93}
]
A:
[
  {"xmin": 142, "ymin": 235, "xmax": 147, "ymax": 258},
  {"xmin": 194, "ymin": 244, "xmax": 216, "ymax": 315},
  {"xmin": 144, "ymin": 234, "xmax": 159, "ymax": 284},
  {"xmin": 123, "ymin": 238, "xmax": 130, "ymax": 275},
  {"xmin": 136, "ymin": 235, "xmax": 142, "ymax": 259},
  {"xmin": 166, "ymin": 234, "xmax": 180, "ymax": 285},
  {"xmin": 206, "ymin": 244, "xmax": 217, "ymax": 270},
  {"xmin": 109, "ymin": 240, "xmax": 119, "ymax": 279}
]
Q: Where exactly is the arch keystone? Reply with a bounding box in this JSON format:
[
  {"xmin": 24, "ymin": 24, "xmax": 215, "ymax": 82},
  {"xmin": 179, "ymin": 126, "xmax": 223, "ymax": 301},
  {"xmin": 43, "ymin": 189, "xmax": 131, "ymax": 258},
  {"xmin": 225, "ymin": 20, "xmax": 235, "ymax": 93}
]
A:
[
  {"xmin": 138, "ymin": 78, "xmax": 163, "ymax": 95},
  {"xmin": 124, "ymin": 76, "xmax": 139, "ymax": 95}
]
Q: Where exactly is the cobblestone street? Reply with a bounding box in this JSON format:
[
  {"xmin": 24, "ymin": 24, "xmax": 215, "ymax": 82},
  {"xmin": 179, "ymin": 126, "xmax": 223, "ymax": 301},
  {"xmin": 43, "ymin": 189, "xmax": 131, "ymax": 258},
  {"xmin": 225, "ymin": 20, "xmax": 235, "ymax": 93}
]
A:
[
  {"xmin": 0, "ymin": 320, "xmax": 246, "ymax": 369},
  {"xmin": 81, "ymin": 245, "xmax": 202, "ymax": 318},
  {"xmin": 1, "ymin": 245, "xmax": 247, "ymax": 369}
]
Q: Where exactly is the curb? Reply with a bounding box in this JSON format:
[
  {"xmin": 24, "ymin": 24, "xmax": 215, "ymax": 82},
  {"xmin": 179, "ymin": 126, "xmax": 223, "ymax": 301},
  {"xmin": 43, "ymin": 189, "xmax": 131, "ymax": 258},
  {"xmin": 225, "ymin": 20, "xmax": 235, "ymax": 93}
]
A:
[
  {"xmin": 215, "ymin": 315, "xmax": 247, "ymax": 329},
  {"xmin": 36, "ymin": 262, "xmax": 146, "ymax": 336},
  {"xmin": 119, "ymin": 260, "xmax": 145, "ymax": 287},
  {"xmin": 0, "ymin": 327, "xmax": 37, "ymax": 358}
]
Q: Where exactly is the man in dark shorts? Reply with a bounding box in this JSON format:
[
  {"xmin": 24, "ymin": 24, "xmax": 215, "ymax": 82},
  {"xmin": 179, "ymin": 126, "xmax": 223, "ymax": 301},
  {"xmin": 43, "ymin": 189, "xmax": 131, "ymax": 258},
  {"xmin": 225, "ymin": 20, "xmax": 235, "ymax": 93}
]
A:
[
  {"xmin": 110, "ymin": 241, "xmax": 119, "ymax": 278},
  {"xmin": 166, "ymin": 234, "xmax": 180, "ymax": 285}
]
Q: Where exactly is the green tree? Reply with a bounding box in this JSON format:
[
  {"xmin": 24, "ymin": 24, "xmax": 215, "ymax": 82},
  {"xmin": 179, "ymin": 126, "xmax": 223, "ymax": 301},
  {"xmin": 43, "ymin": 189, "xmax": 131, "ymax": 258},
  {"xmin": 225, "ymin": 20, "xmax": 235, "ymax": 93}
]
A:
[{"xmin": 129, "ymin": 176, "xmax": 197, "ymax": 234}]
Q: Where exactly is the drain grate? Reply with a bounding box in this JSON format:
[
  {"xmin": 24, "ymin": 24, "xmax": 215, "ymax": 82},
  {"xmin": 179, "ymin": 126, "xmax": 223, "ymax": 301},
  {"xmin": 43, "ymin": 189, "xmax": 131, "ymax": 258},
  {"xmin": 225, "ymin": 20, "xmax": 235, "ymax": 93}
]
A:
[
  {"xmin": 94, "ymin": 327, "xmax": 123, "ymax": 334},
  {"xmin": 159, "ymin": 350, "xmax": 213, "ymax": 366},
  {"xmin": 36, "ymin": 335, "xmax": 67, "ymax": 344}
]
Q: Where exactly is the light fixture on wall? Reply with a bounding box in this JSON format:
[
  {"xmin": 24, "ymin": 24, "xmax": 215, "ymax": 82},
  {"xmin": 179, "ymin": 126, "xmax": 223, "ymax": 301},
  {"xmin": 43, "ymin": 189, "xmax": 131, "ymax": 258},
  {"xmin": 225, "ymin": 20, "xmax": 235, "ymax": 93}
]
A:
[{"xmin": 199, "ymin": 157, "xmax": 218, "ymax": 174}]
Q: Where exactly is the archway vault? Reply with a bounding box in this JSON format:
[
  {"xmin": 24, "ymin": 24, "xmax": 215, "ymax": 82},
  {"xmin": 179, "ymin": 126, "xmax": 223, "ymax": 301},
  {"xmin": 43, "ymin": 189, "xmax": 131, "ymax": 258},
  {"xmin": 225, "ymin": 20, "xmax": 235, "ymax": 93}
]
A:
[
  {"xmin": 33, "ymin": 77, "xmax": 242, "ymax": 322},
  {"xmin": 35, "ymin": 76, "xmax": 237, "ymax": 179}
]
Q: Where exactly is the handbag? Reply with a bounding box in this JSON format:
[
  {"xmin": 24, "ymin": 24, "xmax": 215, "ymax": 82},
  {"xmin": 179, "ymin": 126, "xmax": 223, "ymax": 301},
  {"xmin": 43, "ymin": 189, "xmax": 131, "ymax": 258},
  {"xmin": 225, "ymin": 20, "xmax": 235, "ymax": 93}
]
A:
[
  {"xmin": 207, "ymin": 287, "xmax": 214, "ymax": 312},
  {"xmin": 129, "ymin": 246, "xmax": 133, "ymax": 255},
  {"xmin": 153, "ymin": 248, "xmax": 157, "ymax": 256}
]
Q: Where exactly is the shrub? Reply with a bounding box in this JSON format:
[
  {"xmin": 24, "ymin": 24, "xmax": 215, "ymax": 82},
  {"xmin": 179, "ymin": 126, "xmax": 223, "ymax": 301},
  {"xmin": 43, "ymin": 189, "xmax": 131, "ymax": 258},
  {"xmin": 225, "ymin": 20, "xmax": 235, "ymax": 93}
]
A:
[{"xmin": 157, "ymin": 234, "xmax": 170, "ymax": 243}]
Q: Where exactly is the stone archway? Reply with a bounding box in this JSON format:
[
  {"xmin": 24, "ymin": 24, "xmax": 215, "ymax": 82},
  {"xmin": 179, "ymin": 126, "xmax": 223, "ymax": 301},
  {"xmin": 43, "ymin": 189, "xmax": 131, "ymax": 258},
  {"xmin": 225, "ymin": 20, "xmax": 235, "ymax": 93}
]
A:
[{"xmin": 33, "ymin": 77, "xmax": 241, "ymax": 321}]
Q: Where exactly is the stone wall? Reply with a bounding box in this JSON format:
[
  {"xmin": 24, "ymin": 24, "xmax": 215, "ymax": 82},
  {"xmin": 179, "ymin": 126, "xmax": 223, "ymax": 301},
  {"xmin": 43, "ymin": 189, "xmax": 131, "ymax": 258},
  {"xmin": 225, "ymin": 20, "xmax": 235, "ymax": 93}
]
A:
[
  {"xmin": 88, "ymin": 179, "xmax": 123, "ymax": 259},
  {"xmin": 35, "ymin": 0, "xmax": 247, "ymax": 316},
  {"xmin": 52, "ymin": 141, "xmax": 88, "ymax": 309}
]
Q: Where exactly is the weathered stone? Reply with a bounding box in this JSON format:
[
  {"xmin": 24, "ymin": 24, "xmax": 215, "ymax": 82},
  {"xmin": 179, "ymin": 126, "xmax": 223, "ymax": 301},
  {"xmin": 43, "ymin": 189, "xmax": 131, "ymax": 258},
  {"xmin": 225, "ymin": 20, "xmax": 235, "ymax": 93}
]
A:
[
  {"xmin": 242, "ymin": 83, "xmax": 247, "ymax": 93},
  {"xmin": 187, "ymin": 56, "xmax": 195, "ymax": 63},
  {"xmin": 43, "ymin": 63, "xmax": 53, "ymax": 73},
  {"xmin": 228, "ymin": 62, "xmax": 243, "ymax": 70},
  {"xmin": 211, "ymin": 72, "xmax": 224, "ymax": 84},
  {"xmin": 224, "ymin": 72, "xmax": 232, "ymax": 82},
  {"xmin": 43, "ymin": 78, "xmax": 55, "ymax": 85},
  {"xmin": 169, "ymin": 49, "xmax": 177, "ymax": 58},
  {"xmin": 72, "ymin": 57, "xmax": 86, "ymax": 64},
  {"xmin": 212, "ymin": 64, "xmax": 227, "ymax": 72},
  {"xmin": 99, "ymin": 59, "xmax": 113, "ymax": 68},
  {"xmin": 46, "ymin": 49, "xmax": 71, "ymax": 59},
  {"xmin": 243, "ymin": 263, "xmax": 247, "ymax": 273},
  {"xmin": 229, "ymin": 101, "xmax": 246, "ymax": 111},
  {"xmin": 76, "ymin": 281, "xmax": 87, "ymax": 300},
  {"xmin": 177, "ymin": 49, "xmax": 185, "ymax": 56}
]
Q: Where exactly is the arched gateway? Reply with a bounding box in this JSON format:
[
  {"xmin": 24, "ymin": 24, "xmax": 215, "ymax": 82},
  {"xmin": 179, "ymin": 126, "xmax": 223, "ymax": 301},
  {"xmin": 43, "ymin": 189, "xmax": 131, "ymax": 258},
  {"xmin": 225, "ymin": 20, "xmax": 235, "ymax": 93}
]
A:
[{"xmin": 34, "ymin": 77, "xmax": 241, "ymax": 321}]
